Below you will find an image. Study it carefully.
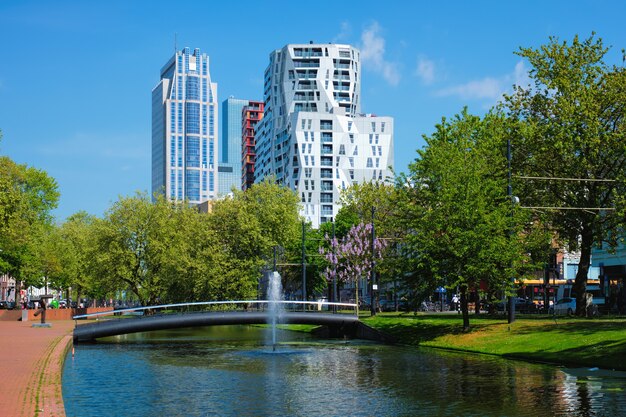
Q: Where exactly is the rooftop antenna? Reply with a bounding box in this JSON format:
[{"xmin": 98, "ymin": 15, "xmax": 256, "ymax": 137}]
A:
[{"xmin": 174, "ymin": 33, "xmax": 178, "ymax": 53}]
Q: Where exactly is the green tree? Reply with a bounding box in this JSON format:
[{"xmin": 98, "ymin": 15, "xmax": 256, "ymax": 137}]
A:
[
  {"xmin": 398, "ymin": 109, "xmax": 543, "ymax": 330},
  {"xmin": 208, "ymin": 179, "xmax": 302, "ymax": 300},
  {"xmin": 0, "ymin": 134, "xmax": 59, "ymax": 304},
  {"xmin": 503, "ymin": 34, "xmax": 626, "ymax": 315},
  {"xmin": 339, "ymin": 181, "xmax": 407, "ymax": 308},
  {"xmin": 88, "ymin": 193, "xmax": 195, "ymax": 306},
  {"xmin": 58, "ymin": 211, "xmax": 97, "ymax": 302}
]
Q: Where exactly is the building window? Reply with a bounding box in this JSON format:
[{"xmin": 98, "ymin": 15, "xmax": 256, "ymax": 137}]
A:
[
  {"xmin": 177, "ymin": 103, "xmax": 183, "ymax": 133},
  {"xmin": 185, "ymin": 169, "xmax": 200, "ymax": 201},
  {"xmin": 320, "ymin": 120, "xmax": 333, "ymax": 130},
  {"xmin": 209, "ymin": 105, "xmax": 214, "ymax": 136},
  {"xmin": 367, "ymin": 158, "xmax": 373, "ymax": 168},
  {"xmin": 177, "ymin": 136, "xmax": 183, "ymax": 167},
  {"xmin": 186, "ymin": 137, "xmax": 200, "ymax": 167},
  {"xmin": 186, "ymin": 76, "xmax": 199, "ymax": 100},
  {"xmin": 170, "ymin": 170, "xmax": 176, "ymax": 199},
  {"xmin": 185, "ymin": 103, "xmax": 200, "ymax": 134}
]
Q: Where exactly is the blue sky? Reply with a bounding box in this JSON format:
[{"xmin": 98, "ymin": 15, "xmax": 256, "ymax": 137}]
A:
[{"xmin": 1, "ymin": 0, "xmax": 625, "ymax": 221}]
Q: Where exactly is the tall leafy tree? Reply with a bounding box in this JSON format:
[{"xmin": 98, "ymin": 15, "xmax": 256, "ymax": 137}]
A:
[
  {"xmin": 339, "ymin": 181, "xmax": 407, "ymax": 306},
  {"xmin": 88, "ymin": 193, "xmax": 195, "ymax": 306},
  {"xmin": 58, "ymin": 211, "xmax": 97, "ymax": 302},
  {"xmin": 503, "ymin": 34, "xmax": 626, "ymax": 315},
  {"xmin": 208, "ymin": 179, "xmax": 302, "ymax": 300},
  {"xmin": 0, "ymin": 133, "xmax": 59, "ymax": 303},
  {"xmin": 398, "ymin": 110, "xmax": 544, "ymax": 330}
]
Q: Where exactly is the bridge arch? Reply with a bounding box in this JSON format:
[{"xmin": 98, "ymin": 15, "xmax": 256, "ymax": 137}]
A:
[{"xmin": 72, "ymin": 301, "xmax": 392, "ymax": 344}]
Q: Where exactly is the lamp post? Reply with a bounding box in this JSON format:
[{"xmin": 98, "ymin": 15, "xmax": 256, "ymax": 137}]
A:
[
  {"xmin": 301, "ymin": 221, "xmax": 307, "ymax": 312},
  {"xmin": 332, "ymin": 222, "xmax": 337, "ymax": 312},
  {"xmin": 370, "ymin": 206, "xmax": 377, "ymax": 316},
  {"xmin": 507, "ymin": 138, "xmax": 516, "ymax": 324}
]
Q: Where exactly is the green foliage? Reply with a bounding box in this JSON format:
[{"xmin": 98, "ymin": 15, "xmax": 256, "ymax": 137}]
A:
[
  {"xmin": 397, "ymin": 109, "xmax": 546, "ymax": 326},
  {"xmin": 77, "ymin": 180, "xmax": 302, "ymax": 305},
  {"xmin": 503, "ymin": 33, "xmax": 626, "ymax": 314},
  {"xmin": 0, "ymin": 138, "xmax": 59, "ymax": 293}
]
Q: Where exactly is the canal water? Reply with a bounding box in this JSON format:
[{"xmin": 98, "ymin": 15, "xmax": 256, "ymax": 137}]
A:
[{"xmin": 63, "ymin": 325, "xmax": 626, "ymax": 417}]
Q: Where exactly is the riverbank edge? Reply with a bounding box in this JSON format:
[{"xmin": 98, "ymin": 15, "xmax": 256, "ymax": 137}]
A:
[
  {"xmin": 363, "ymin": 316, "xmax": 626, "ymax": 372},
  {"xmin": 30, "ymin": 324, "xmax": 73, "ymax": 417},
  {"xmin": 43, "ymin": 333, "xmax": 73, "ymax": 416}
]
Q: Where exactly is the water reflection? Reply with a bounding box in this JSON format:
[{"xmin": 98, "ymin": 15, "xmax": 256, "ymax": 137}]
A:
[{"xmin": 63, "ymin": 326, "xmax": 626, "ymax": 417}]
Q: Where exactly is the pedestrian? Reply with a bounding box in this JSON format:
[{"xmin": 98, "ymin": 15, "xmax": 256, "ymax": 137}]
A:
[{"xmin": 452, "ymin": 294, "xmax": 460, "ymax": 313}]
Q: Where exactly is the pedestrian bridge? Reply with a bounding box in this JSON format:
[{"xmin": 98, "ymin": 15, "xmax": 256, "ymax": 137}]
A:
[{"xmin": 72, "ymin": 300, "xmax": 393, "ymax": 344}]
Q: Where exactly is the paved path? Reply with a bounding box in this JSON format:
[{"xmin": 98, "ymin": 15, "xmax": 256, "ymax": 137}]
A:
[{"xmin": 0, "ymin": 320, "xmax": 74, "ymax": 417}]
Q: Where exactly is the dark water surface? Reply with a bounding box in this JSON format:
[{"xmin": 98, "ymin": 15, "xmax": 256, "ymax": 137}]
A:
[{"xmin": 63, "ymin": 326, "xmax": 626, "ymax": 417}]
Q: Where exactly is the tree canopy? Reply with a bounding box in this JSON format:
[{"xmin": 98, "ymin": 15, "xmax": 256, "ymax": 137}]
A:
[{"xmin": 503, "ymin": 33, "xmax": 626, "ymax": 315}]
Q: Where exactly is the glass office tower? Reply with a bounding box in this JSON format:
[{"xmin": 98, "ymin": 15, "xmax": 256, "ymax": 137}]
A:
[
  {"xmin": 219, "ymin": 97, "xmax": 249, "ymax": 196},
  {"xmin": 152, "ymin": 47, "xmax": 218, "ymax": 204}
]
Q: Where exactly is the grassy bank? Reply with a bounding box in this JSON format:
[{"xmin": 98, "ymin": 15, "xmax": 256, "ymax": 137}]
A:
[{"xmin": 362, "ymin": 313, "xmax": 626, "ymax": 370}]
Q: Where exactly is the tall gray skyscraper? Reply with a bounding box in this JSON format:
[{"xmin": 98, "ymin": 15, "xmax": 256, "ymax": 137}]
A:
[
  {"xmin": 219, "ymin": 97, "xmax": 249, "ymax": 196},
  {"xmin": 254, "ymin": 43, "xmax": 394, "ymax": 228},
  {"xmin": 152, "ymin": 47, "xmax": 218, "ymax": 204}
]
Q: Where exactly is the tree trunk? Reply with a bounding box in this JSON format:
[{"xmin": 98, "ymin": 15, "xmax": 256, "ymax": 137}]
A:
[
  {"xmin": 573, "ymin": 228, "xmax": 593, "ymax": 317},
  {"xmin": 460, "ymin": 285, "xmax": 470, "ymax": 331},
  {"xmin": 474, "ymin": 291, "xmax": 480, "ymax": 315}
]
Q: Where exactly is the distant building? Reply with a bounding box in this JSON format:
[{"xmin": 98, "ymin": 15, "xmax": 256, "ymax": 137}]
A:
[
  {"xmin": 152, "ymin": 47, "xmax": 218, "ymax": 204},
  {"xmin": 241, "ymin": 101, "xmax": 264, "ymax": 191},
  {"xmin": 254, "ymin": 43, "xmax": 394, "ymax": 228},
  {"xmin": 219, "ymin": 97, "xmax": 249, "ymax": 196}
]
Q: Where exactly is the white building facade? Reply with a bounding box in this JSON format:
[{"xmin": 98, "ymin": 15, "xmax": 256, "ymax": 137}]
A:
[
  {"xmin": 152, "ymin": 47, "xmax": 218, "ymax": 204},
  {"xmin": 254, "ymin": 43, "xmax": 394, "ymax": 228}
]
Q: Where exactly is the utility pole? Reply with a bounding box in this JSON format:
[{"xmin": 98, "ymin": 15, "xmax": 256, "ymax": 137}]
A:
[
  {"xmin": 301, "ymin": 220, "xmax": 306, "ymax": 311},
  {"xmin": 370, "ymin": 206, "xmax": 377, "ymax": 316},
  {"xmin": 332, "ymin": 221, "xmax": 337, "ymax": 312},
  {"xmin": 507, "ymin": 138, "xmax": 516, "ymax": 324}
]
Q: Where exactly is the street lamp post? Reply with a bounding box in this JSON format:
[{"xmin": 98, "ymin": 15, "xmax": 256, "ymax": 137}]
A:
[
  {"xmin": 370, "ymin": 206, "xmax": 377, "ymax": 316},
  {"xmin": 507, "ymin": 138, "xmax": 516, "ymax": 324}
]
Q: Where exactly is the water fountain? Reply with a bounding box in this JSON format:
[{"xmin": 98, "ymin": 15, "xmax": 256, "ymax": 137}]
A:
[{"xmin": 267, "ymin": 271, "xmax": 284, "ymax": 351}]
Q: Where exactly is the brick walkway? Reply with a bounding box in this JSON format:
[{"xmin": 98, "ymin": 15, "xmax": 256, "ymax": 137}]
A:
[{"xmin": 0, "ymin": 319, "xmax": 74, "ymax": 417}]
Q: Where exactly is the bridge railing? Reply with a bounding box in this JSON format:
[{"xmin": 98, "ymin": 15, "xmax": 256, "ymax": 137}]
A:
[{"xmin": 72, "ymin": 300, "xmax": 358, "ymax": 322}]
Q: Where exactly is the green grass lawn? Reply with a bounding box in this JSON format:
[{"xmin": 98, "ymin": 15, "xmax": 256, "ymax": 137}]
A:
[{"xmin": 362, "ymin": 312, "xmax": 626, "ymax": 370}]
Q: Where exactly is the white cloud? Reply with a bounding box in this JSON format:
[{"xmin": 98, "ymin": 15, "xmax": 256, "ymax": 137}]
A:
[
  {"xmin": 513, "ymin": 61, "xmax": 531, "ymax": 89},
  {"xmin": 436, "ymin": 60, "xmax": 530, "ymax": 101},
  {"xmin": 415, "ymin": 56, "xmax": 435, "ymax": 85},
  {"xmin": 360, "ymin": 22, "xmax": 400, "ymax": 86},
  {"xmin": 333, "ymin": 21, "xmax": 351, "ymax": 43}
]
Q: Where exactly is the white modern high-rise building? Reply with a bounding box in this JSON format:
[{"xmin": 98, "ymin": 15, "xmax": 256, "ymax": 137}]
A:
[
  {"xmin": 254, "ymin": 43, "xmax": 394, "ymax": 228},
  {"xmin": 152, "ymin": 47, "xmax": 218, "ymax": 204}
]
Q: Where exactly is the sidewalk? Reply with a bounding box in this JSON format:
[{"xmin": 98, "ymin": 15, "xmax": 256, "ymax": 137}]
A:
[{"xmin": 0, "ymin": 319, "xmax": 74, "ymax": 417}]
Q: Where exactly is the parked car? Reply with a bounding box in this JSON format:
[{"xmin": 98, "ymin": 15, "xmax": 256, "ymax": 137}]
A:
[
  {"xmin": 0, "ymin": 300, "xmax": 15, "ymax": 309},
  {"xmin": 551, "ymin": 297, "xmax": 576, "ymax": 315},
  {"xmin": 496, "ymin": 298, "xmax": 537, "ymax": 313}
]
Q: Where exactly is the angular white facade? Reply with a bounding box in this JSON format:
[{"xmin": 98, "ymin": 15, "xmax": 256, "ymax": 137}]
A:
[
  {"xmin": 255, "ymin": 43, "xmax": 394, "ymax": 227},
  {"xmin": 152, "ymin": 47, "xmax": 218, "ymax": 204}
]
